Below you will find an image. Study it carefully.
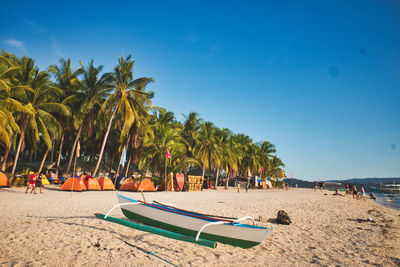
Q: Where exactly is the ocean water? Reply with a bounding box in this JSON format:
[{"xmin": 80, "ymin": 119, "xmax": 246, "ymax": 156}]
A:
[{"xmin": 373, "ymin": 192, "xmax": 400, "ymax": 210}]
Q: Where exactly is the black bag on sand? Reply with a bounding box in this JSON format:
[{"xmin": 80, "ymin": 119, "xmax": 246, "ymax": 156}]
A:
[{"xmin": 277, "ymin": 210, "xmax": 291, "ymax": 225}]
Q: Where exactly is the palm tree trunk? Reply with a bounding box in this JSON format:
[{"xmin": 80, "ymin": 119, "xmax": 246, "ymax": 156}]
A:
[
  {"xmin": 66, "ymin": 122, "xmax": 84, "ymax": 175},
  {"xmin": 38, "ymin": 136, "xmax": 54, "ymax": 173},
  {"xmin": 55, "ymin": 132, "xmax": 64, "ymax": 178},
  {"xmin": 1, "ymin": 145, "xmax": 10, "ymax": 172},
  {"xmin": 50, "ymin": 138, "xmax": 54, "ymax": 162},
  {"xmin": 29, "ymin": 149, "xmax": 33, "ymax": 163},
  {"xmin": 116, "ymin": 152, "xmax": 123, "ymax": 176},
  {"xmin": 109, "ymin": 152, "xmax": 115, "ymax": 173},
  {"xmin": 215, "ymin": 169, "xmax": 219, "ymax": 189},
  {"xmin": 201, "ymin": 164, "xmax": 206, "ymax": 190},
  {"xmin": 11, "ymin": 115, "xmax": 28, "ymax": 176},
  {"xmin": 34, "ymin": 144, "xmax": 37, "ymax": 161},
  {"xmin": 93, "ymin": 103, "xmax": 119, "ymax": 177},
  {"xmin": 124, "ymin": 156, "xmax": 132, "ymax": 177},
  {"xmin": 225, "ymin": 172, "xmax": 230, "ymax": 189}
]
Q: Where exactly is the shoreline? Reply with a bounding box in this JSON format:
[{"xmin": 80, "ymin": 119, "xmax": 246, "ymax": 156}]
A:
[{"xmin": 0, "ymin": 186, "xmax": 399, "ymax": 266}]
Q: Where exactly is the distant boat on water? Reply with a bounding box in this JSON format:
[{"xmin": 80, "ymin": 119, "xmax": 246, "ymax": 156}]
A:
[
  {"xmin": 379, "ymin": 184, "xmax": 400, "ymax": 193},
  {"xmin": 377, "ymin": 182, "xmax": 400, "ymax": 194}
]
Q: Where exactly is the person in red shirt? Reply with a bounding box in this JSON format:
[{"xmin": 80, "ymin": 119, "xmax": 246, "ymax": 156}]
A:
[{"xmin": 25, "ymin": 173, "xmax": 37, "ymax": 194}]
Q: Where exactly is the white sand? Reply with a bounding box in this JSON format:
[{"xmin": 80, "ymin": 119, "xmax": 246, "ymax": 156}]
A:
[{"xmin": 0, "ymin": 186, "xmax": 399, "ymax": 266}]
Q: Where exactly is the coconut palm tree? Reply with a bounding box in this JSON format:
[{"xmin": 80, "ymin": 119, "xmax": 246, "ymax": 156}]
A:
[
  {"xmin": 61, "ymin": 60, "xmax": 112, "ymax": 175},
  {"xmin": 10, "ymin": 56, "xmax": 70, "ymax": 175},
  {"xmin": 258, "ymin": 141, "xmax": 276, "ymax": 178},
  {"xmin": 0, "ymin": 53, "xmax": 21, "ymax": 152},
  {"xmin": 93, "ymin": 55, "xmax": 154, "ymax": 177},
  {"xmin": 181, "ymin": 111, "xmax": 202, "ymax": 158},
  {"xmin": 241, "ymin": 142, "xmax": 262, "ymax": 187},
  {"xmin": 223, "ymin": 136, "xmax": 242, "ymax": 188},
  {"xmin": 48, "ymin": 58, "xmax": 83, "ymax": 175},
  {"xmin": 139, "ymin": 111, "xmax": 185, "ymax": 185},
  {"xmin": 193, "ymin": 122, "xmax": 221, "ymax": 179},
  {"xmin": 214, "ymin": 128, "xmax": 239, "ymax": 188},
  {"xmin": 268, "ymin": 155, "xmax": 285, "ymax": 178}
]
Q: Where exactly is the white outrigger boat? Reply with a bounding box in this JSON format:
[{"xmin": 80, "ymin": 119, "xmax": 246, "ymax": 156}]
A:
[
  {"xmin": 378, "ymin": 183, "xmax": 400, "ymax": 194},
  {"xmin": 97, "ymin": 192, "xmax": 272, "ymax": 248}
]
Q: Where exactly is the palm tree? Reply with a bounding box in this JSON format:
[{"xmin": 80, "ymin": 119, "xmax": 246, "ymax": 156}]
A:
[
  {"xmin": 60, "ymin": 60, "xmax": 112, "ymax": 175},
  {"xmin": 0, "ymin": 53, "xmax": 23, "ymax": 169},
  {"xmin": 93, "ymin": 55, "xmax": 154, "ymax": 177},
  {"xmin": 139, "ymin": 111, "xmax": 185, "ymax": 185},
  {"xmin": 223, "ymin": 136, "xmax": 242, "ymax": 188},
  {"xmin": 214, "ymin": 128, "xmax": 238, "ymax": 188},
  {"xmin": 268, "ymin": 155, "xmax": 285, "ymax": 178},
  {"xmin": 48, "ymin": 58, "xmax": 83, "ymax": 175},
  {"xmin": 258, "ymin": 141, "xmax": 276, "ymax": 178},
  {"xmin": 242, "ymin": 143, "xmax": 262, "ymax": 187},
  {"xmin": 10, "ymin": 56, "xmax": 69, "ymax": 175},
  {"xmin": 193, "ymin": 122, "xmax": 221, "ymax": 179},
  {"xmin": 123, "ymin": 104, "xmax": 154, "ymax": 177},
  {"xmin": 181, "ymin": 111, "xmax": 202, "ymax": 158}
]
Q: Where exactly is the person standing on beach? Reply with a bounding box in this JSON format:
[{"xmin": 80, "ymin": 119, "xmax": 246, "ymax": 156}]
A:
[
  {"xmin": 35, "ymin": 174, "xmax": 44, "ymax": 194},
  {"xmin": 345, "ymin": 184, "xmax": 350, "ymax": 195},
  {"xmin": 245, "ymin": 183, "xmax": 248, "ymax": 192},
  {"xmin": 352, "ymin": 185, "xmax": 358, "ymax": 199},
  {"xmin": 237, "ymin": 182, "xmax": 240, "ymax": 193},
  {"xmin": 25, "ymin": 173, "xmax": 36, "ymax": 194},
  {"xmin": 319, "ymin": 181, "xmax": 323, "ymax": 192},
  {"xmin": 359, "ymin": 185, "xmax": 366, "ymax": 201},
  {"xmin": 314, "ymin": 181, "xmax": 317, "ymax": 192}
]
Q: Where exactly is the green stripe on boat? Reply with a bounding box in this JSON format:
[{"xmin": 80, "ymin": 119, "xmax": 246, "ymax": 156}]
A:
[{"xmin": 96, "ymin": 213, "xmax": 217, "ymax": 248}]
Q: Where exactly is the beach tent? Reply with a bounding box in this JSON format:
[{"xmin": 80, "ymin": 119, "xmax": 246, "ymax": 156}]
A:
[
  {"xmin": 60, "ymin": 177, "xmax": 87, "ymax": 191},
  {"xmin": 40, "ymin": 174, "xmax": 50, "ymax": 185},
  {"xmin": 98, "ymin": 177, "xmax": 115, "ymax": 190},
  {"xmin": 137, "ymin": 178, "xmax": 156, "ymax": 192},
  {"xmin": 84, "ymin": 176, "xmax": 101, "ymax": 190},
  {"xmin": 0, "ymin": 171, "xmax": 9, "ymax": 187},
  {"xmin": 120, "ymin": 178, "xmax": 138, "ymax": 191}
]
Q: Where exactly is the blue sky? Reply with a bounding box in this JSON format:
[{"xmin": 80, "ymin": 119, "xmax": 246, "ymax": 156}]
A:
[{"xmin": 1, "ymin": 1, "xmax": 399, "ymax": 180}]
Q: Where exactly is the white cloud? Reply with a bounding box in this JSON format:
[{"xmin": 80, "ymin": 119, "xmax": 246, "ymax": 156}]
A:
[{"xmin": 5, "ymin": 39, "xmax": 24, "ymax": 48}]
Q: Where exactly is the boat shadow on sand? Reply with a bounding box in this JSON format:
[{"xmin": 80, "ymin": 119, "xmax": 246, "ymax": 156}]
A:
[{"xmin": 34, "ymin": 215, "xmax": 183, "ymax": 253}]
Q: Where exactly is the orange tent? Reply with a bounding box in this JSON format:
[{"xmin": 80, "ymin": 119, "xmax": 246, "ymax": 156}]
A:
[
  {"xmin": 84, "ymin": 176, "xmax": 101, "ymax": 190},
  {"xmin": 120, "ymin": 178, "xmax": 138, "ymax": 191},
  {"xmin": 98, "ymin": 177, "xmax": 115, "ymax": 190},
  {"xmin": 60, "ymin": 177, "xmax": 87, "ymax": 191},
  {"xmin": 0, "ymin": 172, "xmax": 9, "ymax": 187},
  {"xmin": 137, "ymin": 178, "xmax": 156, "ymax": 192}
]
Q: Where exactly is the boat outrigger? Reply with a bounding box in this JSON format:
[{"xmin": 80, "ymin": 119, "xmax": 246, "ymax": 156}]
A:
[{"xmin": 96, "ymin": 192, "xmax": 272, "ymax": 248}]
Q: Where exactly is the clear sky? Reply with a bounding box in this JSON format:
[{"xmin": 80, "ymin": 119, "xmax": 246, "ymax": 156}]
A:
[{"xmin": 1, "ymin": 1, "xmax": 399, "ymax": 180}]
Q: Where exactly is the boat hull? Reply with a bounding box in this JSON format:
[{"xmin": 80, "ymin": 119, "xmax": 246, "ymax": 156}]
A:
[{"xmin": 117, "ymin": 194, "xmax": 270, "ymax": 248}]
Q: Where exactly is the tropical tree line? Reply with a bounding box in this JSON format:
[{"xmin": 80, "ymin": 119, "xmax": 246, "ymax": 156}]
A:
[{"xmin": 0, "ymin": 50, "xmax": 285, "ymax": 186}]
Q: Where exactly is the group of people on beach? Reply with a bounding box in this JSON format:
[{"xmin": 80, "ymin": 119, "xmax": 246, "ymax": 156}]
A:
[
  {"xmin": 344, "ymin": 184, "xmax": 376, "ymax": 200},
  {"xmin": 344, "ymin": 184, "xmax": 366, "ymax": 200},
  {"xmin": 25, "ymin": 172, "xmax": 44, "ymax": 194},
  {"xmin": 314, "ymin": 181, "xmax": 376, "ymax": 201},
  {"xmin": 313, "ymin": 181, "xmax": 324, "ymax": 192}
]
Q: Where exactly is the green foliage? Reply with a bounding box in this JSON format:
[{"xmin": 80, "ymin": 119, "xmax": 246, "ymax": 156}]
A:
[{"xmin": 0, "ymin": 51, "xmax": 285, "ymax": 181}]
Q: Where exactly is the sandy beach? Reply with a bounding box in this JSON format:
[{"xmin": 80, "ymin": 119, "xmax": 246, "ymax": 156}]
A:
[{"xmin": 0, "ymin": 186, "xmax": 399, "ymax": 267}]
